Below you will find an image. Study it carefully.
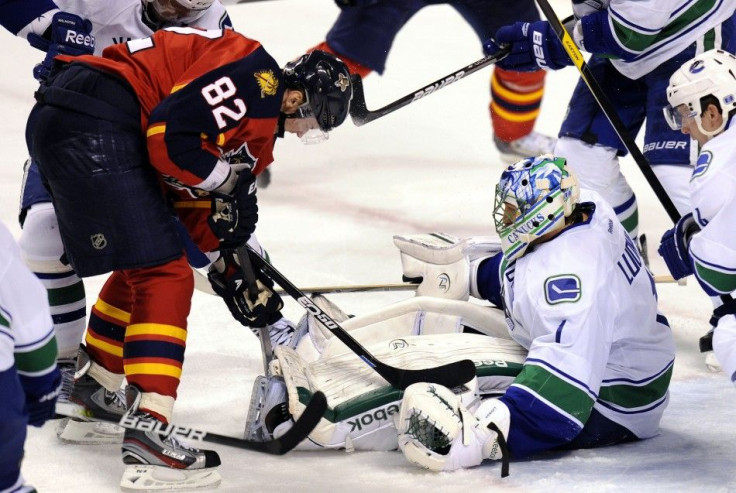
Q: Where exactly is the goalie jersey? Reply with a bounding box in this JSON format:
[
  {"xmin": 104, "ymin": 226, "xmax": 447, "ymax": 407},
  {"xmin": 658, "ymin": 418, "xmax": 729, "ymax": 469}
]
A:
[{"xmin": 475, "ymin": 190, "xmax": 676, "ymax": 458}]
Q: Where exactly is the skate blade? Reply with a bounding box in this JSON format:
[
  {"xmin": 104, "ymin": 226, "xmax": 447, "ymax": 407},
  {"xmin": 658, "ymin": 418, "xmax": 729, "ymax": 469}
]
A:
[
  {"xmin": 705, "ymin": 352, "xmax": 723, "ymax": 373},
  {"xmin": 57, "ymin": 417, "xmax": 124, "ymax": 444},
  {"xmin": 120, "ymin": 465, "xmax": 221, "ymax": 492}
]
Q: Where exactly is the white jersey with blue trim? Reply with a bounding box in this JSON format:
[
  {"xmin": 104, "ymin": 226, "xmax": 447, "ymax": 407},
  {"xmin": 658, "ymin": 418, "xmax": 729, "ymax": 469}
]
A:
[
  {"xmin": 498, "ymin": 190, "xmax": 675, "ymax": 454},
  {"xmin": 688, "ymin": 119, "xmax": 736, "ymax": 294},
  {"xmin": 596, "ymin": 0, "xmax": 735, "ymax": 79},
  {"xmin": 0, "ymin": 221, "xmax": 55, "ymax": 372},
  {"xmin": 15, "ymin": 0, "xmax": 230, "ymax": 55}
]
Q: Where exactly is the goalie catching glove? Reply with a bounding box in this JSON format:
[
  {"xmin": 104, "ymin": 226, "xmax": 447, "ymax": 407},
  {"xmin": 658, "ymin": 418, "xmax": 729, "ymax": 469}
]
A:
[
  {"xmin": 207, "ymin": 251, "xmax": 283, "ymax": 329},
  {"xmin": 208, "ymin": 170, "xmax": 258, "ymax": 249},
  {"xmin": 397, "ymin": 382, "xmax": 510, "ymax": 475}
]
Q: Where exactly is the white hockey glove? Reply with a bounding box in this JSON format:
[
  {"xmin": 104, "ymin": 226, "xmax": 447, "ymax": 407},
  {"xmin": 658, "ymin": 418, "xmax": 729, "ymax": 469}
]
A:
[
  {"xmin": 393, "ymin": 233, "xmax": 500, "ymax": 300},
  {"xmin": 397, "ymin": 383, "xmax": 510, "ymax": 475}
]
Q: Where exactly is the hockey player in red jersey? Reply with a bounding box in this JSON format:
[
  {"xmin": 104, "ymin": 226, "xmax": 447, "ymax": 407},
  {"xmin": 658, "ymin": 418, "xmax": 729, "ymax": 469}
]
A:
[{"xmin": 26, "ymin": 28, "xmax": 352, "ymax": 490}]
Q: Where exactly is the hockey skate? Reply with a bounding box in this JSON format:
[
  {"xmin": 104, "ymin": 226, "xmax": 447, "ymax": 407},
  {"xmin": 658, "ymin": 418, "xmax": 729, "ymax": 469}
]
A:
[
  {"xmin": 244, "ymin": 375, "xmax": 293, "ymax": 443},
  {"xmin": 494, "ymin": 131, "xmax": 557, "ymax": 164},
  {"xmin": 56, "ymin": 347, "xmax": 126, "ymax": 445},
  {"xmin": 55, "ymin": 356, "xmax": 77, "ymax": 403},
  {"xmin": 120, "ymin": 386, "xmax": 222, "ymax": 492}
]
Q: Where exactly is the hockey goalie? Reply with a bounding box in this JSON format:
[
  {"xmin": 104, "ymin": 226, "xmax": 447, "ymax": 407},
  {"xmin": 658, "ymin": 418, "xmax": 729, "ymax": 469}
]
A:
[{"xmin": 246, "ymin": 156, "xmax": 676, "ymax": 474}]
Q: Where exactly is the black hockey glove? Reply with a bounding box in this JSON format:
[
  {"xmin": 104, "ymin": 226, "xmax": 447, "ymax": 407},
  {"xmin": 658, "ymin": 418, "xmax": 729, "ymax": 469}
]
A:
[
  {"xmin": 207, "ymin": 170, "xmax": 258, "ymax": 249},
  {"xmin": 207, "ymin": 252, "xmax": 283, "ymax": 329}
]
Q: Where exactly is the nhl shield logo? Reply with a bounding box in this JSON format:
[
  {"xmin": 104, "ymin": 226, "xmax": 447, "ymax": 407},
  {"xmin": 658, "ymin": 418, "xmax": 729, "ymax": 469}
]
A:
[{"xmin": 90, "ymin": 233, "xmax": 107, "ymax": 250}]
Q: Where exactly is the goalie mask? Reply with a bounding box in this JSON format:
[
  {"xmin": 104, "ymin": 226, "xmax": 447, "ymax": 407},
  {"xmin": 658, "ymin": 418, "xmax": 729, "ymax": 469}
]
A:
[
  {"xmin": 493, "ymin": 155, "xmax": 579, "ymax": 262},
  {"xmin": 283, "ymin": 51, "xmax": 352, "ymax": 144},
  {"xmin": 664, "ymin": 49, "xmax": 736, "ymax": 137},
  {"xmin": 147, "ymin": 0, "xmax": 214, "ymax": 24}
]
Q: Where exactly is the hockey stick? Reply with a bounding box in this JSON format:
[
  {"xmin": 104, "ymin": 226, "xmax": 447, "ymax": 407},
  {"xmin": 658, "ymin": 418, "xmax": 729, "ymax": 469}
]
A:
[
  {"xmin": 193, "ymin": 268, "xmax": 678, "ymax": 297},
  {"xmin": 246, "ymin": 246, "xmax": 477, "ymax": 389},
  {"xmin": 535, "ymin": 0, "xmax": 680, "ymax": 223},
  {"xmin": 349, "ymin": 47, "xmax": 509, "ymax": 126},
  {"xmin": 54, "ymin": 391, "xmax": 327, "ymax": 455}
]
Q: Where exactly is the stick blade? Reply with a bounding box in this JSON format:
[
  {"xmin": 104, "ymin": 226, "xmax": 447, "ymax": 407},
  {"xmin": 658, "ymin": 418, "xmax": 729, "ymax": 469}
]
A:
[
  {"xmin": 348, "ymin": 74, "xmax": 369, "ymax": 126},
  {"xmin": 386, "ymin": 358, "xmax": 477, "ymax": 390},
  {"xmin": 257, "ymin": 391, "xmax": 327, "ymax": 455}
]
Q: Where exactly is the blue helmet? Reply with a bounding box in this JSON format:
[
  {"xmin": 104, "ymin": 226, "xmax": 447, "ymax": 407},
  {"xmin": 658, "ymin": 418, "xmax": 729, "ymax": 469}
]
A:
[
  {"xmin": 493, "ymin": 155, "xmax": 579, "ymax": 262},
  {"xmin": 283, "ymin": 50, "xmax": 352, "ymax": 133}
]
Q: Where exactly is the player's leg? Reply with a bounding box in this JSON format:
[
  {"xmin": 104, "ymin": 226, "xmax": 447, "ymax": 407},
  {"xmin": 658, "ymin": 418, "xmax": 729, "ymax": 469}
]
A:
[
  {"xmin": 18, "ymin": 161, "xmax": 85, "ymax": 402},
  {"xmin": 555, "ymin": 57, "xmax": 646, "ymax": 238},
  {"xmin": 310, "ymin": 0, "xmax": 423, "ymax": 78},
  {"xmin": 713, "ymin": 314, "xmax": 736, "ymax": 384},
  {"xmin": 453, "ymin": 0, "xmax": 555, "ymax": 161}
]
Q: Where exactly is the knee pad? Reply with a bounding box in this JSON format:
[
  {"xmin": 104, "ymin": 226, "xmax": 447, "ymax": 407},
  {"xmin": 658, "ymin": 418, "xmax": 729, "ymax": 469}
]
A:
[
  {"xmin": 18, "ymin": 202, "xmax": 71, "ymax": 274},
  {"xmin": 651, "ymin": 165, "xmax": 692, "ymax": 216},
  {"xmin": 555, "ymin": 137, "xmax": 634, "ymax": 206}
]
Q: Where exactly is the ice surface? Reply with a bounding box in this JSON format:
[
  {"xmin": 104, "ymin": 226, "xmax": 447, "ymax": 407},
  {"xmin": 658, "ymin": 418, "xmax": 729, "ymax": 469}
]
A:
[{"xmin": 2, "ymin": 1, "xmax": 734, "ymax": 491}]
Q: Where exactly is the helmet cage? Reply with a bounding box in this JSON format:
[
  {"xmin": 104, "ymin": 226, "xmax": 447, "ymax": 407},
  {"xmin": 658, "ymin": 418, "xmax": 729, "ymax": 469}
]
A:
[{"xmin": 493, "ymin": 155, "xmax": 579, "ymax": 262}]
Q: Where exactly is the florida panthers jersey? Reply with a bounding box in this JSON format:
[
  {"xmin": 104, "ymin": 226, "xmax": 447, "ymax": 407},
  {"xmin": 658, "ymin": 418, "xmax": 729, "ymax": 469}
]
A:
[
  {"xmin": 59, "ymin": 28, "xmax": 284, "ymax": 251},
  {"xmin": 688, "ymin": 119, "xmax": 736, "ymax": 295},
  {"xmin": 582, "ymin": 0, "xmax": 735, "ymax": 79},
  {"xmin": 2, "ymin": 0, "xmax": 231, "ymax": 53},
  {"xmin": 476, "ymin": 190, "xmax": 675, "ymax": 458}
]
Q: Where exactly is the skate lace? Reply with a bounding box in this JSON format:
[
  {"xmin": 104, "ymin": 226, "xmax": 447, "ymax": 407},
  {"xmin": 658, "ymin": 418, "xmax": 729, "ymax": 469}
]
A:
[
  {"xmin": 269, "ymin": 318, "xmax": 295, "ymax": 347},
  {"xmin": 57, "ymin": 360, "xmax": 77, "ymax": 402},
  {"xmin": 104, "ymin": 388, "xmax": 127, "ymax": 412}
]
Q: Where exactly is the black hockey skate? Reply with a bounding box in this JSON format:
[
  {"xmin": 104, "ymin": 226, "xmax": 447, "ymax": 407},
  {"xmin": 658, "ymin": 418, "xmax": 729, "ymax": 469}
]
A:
[
  {"xmin": 120, "ymin": 386, "xmax": 222, "ymax": 492},
  {"xmin": 56, "ymin": 347, "xmax": 126, "ymax": 444}
]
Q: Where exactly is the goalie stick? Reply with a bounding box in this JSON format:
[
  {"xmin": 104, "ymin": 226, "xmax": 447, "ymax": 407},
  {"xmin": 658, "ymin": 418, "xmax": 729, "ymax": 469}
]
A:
[
  {"xmin": 245, "ymin": 246, "xmax": 477, "ymax": 390},
  {"xmin": 193, "ymin": 268, "xmax": 679, "ymax": 297},
  {"xmin": 349, "ymin": 47, "xmax": 509, "ymax": 126},
  {"xmin": 54, "ymin": 390, "xmax": 327, "ymax": 455}
]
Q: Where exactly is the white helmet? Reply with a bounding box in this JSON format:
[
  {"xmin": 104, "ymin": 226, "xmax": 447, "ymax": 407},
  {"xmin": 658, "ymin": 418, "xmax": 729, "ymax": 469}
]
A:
[
  {"xmin": 664, "ymin": 49, "xmax": 736, "ymax": 136},
  {"xmin": 148, "ymin": 0, "xmax": 215, "ymax": 24}
]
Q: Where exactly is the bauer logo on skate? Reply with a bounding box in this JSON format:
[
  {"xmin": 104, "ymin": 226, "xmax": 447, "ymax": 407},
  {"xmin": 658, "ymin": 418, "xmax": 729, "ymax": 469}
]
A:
[{"xmin": 120, "ymin": 414, "xmax": 206, "ymax": 441}]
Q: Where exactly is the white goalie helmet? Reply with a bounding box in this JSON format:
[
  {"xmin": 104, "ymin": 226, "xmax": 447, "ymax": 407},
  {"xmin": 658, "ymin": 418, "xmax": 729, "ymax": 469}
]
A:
[
  {"xmin": 147, "ymin": 0, "xmax": 215, "ymax": 24},
  {"xmin": 493, "ymin": 154, "xmax": 579, "ymax": 262},
  {"xmin": 664, "ymin": 49, "xmax": 736, "ymax": 137}
]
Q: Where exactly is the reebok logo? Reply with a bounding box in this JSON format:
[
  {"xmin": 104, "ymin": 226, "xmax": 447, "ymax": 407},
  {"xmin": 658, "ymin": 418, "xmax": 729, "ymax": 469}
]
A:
[{"xmin": 65, "ymin": 30, "xmax": 95, "ymax": 49}]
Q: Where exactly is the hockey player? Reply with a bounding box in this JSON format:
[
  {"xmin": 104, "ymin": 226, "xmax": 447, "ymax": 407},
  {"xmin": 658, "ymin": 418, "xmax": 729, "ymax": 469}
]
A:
[
  {"xmin": 658, "ymin": 50, "xmax": 736, "ymax": 385},
  {"xmin": 25, "ymin": 28, "xmax": 352, "ymax": 490},
  {"xmin": 308, "ymin": 0, "xmax": 557, "ymax": 163},
  {"xmin": 247, "ymin": 156, "xmax": 675, "ymax": 473},
  {"xmin": 395, "ymin": 156, "xmax": 675, "ymax": 471},
  {"xmin": 0, "ymin": 0, "xmax": 232, "ymax": 406},
  {"xmin": 0, "ymin": 220, "xmax": 61, "ymax": 493},
  {"xmin": 486, "ymin": 1, "xmax": 736, "ymax": 242}
]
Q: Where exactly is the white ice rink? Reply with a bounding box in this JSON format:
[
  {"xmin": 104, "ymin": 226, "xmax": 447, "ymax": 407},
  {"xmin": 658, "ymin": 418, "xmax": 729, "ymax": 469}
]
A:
[{"xmin": 2, "ymin": 0, "xmax": 735, "ymax": 491}]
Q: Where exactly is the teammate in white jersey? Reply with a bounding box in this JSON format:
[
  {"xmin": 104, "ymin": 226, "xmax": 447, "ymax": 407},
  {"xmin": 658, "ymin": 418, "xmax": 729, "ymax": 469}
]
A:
[
  {"xmin": 659, "ymin": 49, "xmax": 736, "ymax": 384},
  {"xmin": 486, "ymin": 1, "xmax": 736, "ymax": 245},
  {"xmin": 0, "ymin": 0, "xmax": 231, "ymax": 404},
  {"xmin": 395, "ymin": 156, "xmax": 675, "ymax": 472},
  {"xmin": 0, "ymin": 220, "xmax": 61, "ymax": 493}
]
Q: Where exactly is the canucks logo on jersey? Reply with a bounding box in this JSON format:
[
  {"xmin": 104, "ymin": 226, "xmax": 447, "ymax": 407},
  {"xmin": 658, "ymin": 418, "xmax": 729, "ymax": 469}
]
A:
[
  {"xmin": 544, "ymin": 274, "xmax": 581, "ymax": 304},
  {"xmin": 692, "ymin": 150, "xmax": 712, "ymax": 181}
]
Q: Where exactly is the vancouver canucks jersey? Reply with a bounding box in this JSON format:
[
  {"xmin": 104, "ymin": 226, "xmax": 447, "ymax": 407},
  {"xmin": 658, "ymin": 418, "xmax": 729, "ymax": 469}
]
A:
[
  {"xmin": 3, "ymin": 0, "xmax": 231, "ymax": 54},
  {"xmin": 584, "ymin": 0, "xmax": 735, "ymax": 79},
  {"xmin": 477, "ymin": 190, "xmax": 675, "ymax": 458},
  {"xmin": 688, "ymin": 118, "xmax": 736, "ymax": 295},
  {"xmin": 0, "ymin": 221, "xmax": 56, "ymax": 376}
]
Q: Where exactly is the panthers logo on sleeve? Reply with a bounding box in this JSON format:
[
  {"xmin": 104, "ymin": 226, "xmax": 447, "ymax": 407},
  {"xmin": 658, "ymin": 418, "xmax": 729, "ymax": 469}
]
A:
[
  {"xmin": 544, "ymin": 275, "xmax": 581, "ymax": 304},
  {"xmin": 254, "ymin": 70, "xmax": 278, "ymax": 98}
]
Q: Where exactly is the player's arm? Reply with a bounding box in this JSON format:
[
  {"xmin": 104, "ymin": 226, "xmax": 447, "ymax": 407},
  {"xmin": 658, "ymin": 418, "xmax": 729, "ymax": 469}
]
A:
[
  {"xmin": 572, "ymin": 0, "xmax": 672, "ymax": 61},
  {"xmin": 0, "ymin": 0, "xmax": 58, "ymax": 37}
]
